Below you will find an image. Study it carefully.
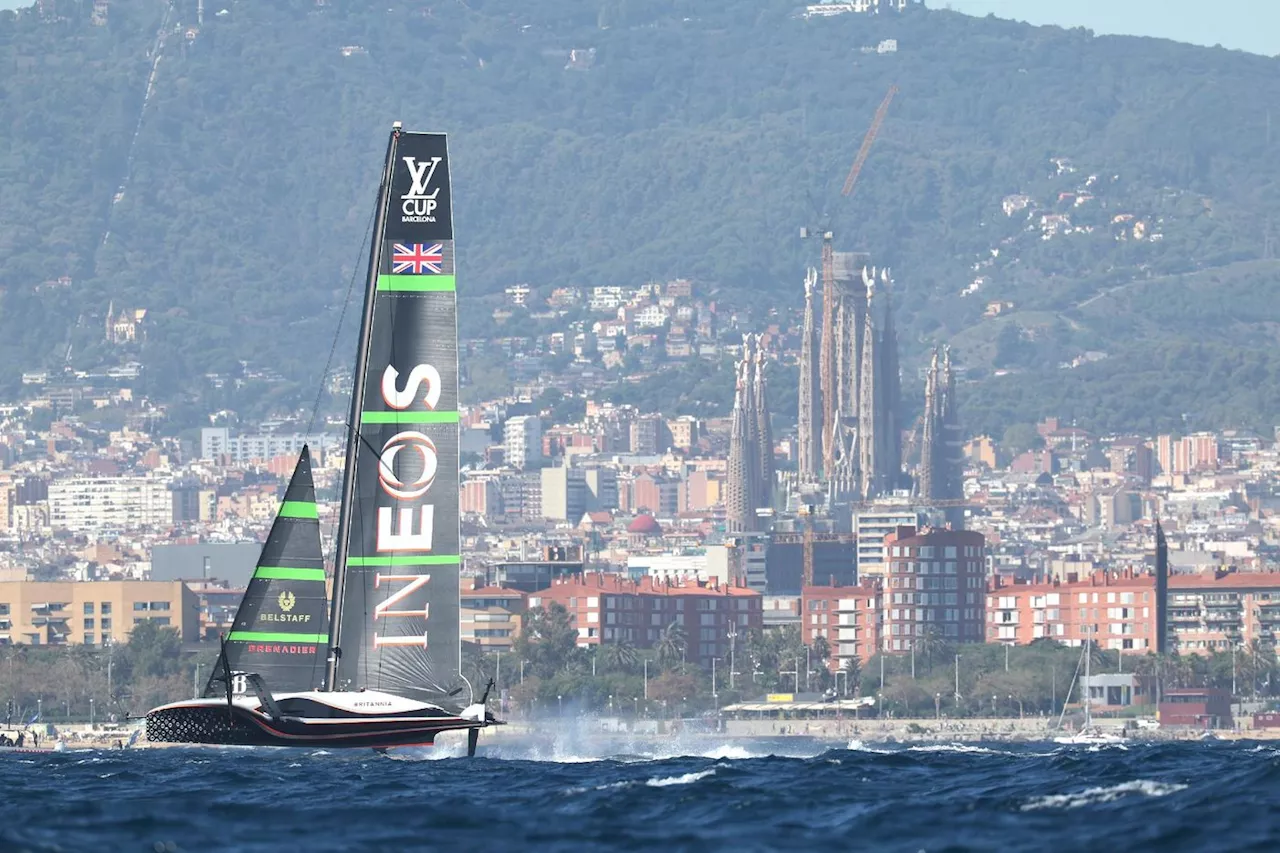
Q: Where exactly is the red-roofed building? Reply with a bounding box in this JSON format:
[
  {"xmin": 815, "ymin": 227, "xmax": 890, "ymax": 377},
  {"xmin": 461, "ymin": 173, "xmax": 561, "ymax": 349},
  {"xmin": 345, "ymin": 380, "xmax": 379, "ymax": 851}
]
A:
[
  {"xmin": 987, "ymin": 568, "xmax": 1280, "ymax": 655},
  {"xmin": 528, "ymin": 572, "xmax": 761, "ymax": 667},
  {"xmin": 1168, "ymin": 569, "xmax": 1280, "ymax": 653},
  {"xmin": 987, "ymin": 568, "xmax": 1157, "ymax": 651}
]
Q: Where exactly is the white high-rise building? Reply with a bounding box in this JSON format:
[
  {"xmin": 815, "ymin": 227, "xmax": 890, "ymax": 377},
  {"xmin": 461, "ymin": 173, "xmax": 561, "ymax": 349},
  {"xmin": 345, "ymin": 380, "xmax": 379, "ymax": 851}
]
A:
[
  {"xmin": 503, "ymin": 415, "xmax": 543, "ymax": 471},
  {"xmin": 49, "ymin": 477, "xmax": 177, "ymax": 533}
]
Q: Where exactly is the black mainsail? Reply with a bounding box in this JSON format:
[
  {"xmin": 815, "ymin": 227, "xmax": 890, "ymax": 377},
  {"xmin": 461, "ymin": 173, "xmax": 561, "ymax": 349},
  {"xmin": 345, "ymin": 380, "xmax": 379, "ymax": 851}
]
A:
[
  {"xmin": 327, "ymin": 127, "xmax": 461, "ymax": 699},
  {"xmin": 206, "ymin": 447, "xmax": 329, "ymax": 696}
]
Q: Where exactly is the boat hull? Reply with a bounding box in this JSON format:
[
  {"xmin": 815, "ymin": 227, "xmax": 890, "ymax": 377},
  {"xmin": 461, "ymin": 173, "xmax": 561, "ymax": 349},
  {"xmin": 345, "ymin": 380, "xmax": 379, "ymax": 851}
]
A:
[
  {"xmin": 1053, "ymin": 734, "xmax": 1127, "ymax": 746},
  {"xmin": 146, "ymin": 696, "xmax": 485, "ymax": 750}
]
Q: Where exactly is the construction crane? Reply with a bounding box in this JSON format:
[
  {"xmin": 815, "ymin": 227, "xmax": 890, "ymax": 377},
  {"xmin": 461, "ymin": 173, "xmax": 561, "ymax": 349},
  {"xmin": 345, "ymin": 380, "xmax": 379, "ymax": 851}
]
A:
[
  {"xmin": 804, "ymin": 83, "xmax": 899, "ymax": 478},
  {"xmin": 841, "ymin": 85, "xmax": 898, "ymax": 198},
  {"xmin": 900, "ymin": 412, "xmax": 925, "ymax": 469},
  {"xmin": 799, "ymin": 503, "xmax": 817, "ymax": 587}
]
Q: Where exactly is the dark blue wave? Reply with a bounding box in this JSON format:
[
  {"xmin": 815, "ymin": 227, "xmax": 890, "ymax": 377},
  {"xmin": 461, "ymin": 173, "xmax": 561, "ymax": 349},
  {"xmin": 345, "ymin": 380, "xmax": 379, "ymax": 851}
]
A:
[{"xmin": 0, "ymin": 741, "xmax": 1275, "ymax": 852}]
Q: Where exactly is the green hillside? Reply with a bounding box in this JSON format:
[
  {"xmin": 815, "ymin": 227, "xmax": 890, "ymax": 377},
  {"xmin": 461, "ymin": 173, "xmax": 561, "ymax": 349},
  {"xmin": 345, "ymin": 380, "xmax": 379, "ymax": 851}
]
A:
[{"xmin": 1, "ymin": 0, "xmax": 1279, "ymax": 434}]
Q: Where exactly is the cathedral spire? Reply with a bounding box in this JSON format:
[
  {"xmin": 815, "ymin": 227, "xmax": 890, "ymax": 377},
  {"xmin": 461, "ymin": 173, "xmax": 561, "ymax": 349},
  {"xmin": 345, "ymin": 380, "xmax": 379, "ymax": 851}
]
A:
[
  {"xmin": 753, "ymin": 334, "xmax": 774, "ymax": 512},
  {"xmin": 858, "ymin": 267, "xmax": 879, "ymax": 500},
  {"xmin": 725, "ymin": 356, "xmax": 755, "ymax": 533},
  {"xmin": 797, "ymin": 269, "xmax": 822, "ymax": 484}
]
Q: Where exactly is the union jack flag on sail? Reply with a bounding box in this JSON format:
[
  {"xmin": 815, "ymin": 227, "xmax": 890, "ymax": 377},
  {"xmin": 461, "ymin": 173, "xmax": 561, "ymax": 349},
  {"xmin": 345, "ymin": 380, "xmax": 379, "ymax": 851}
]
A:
[{"xmin": 391, "ymin": 243, "xmax": 444, "ymax": 275}]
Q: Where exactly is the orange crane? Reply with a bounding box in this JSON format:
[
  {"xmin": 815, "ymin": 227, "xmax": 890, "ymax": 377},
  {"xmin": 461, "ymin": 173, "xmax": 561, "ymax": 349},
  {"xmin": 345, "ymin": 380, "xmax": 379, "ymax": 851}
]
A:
[
  {"xmin": 810, "ymin": 83, "xmax": 899, "ymax": 477},
  {"xmin": 799, "ymin": 503, "xmax": 817, "ymax": 587},
  {"xmin": 842, "ymin": 85, "xmax": 898, "ymax": 198}
]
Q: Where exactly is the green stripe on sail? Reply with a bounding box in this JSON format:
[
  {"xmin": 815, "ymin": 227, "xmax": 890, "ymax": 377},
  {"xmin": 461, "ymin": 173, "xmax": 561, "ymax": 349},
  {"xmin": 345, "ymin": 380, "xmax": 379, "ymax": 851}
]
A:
[
  {"xmin": 377, "ymin": 274, "xmax": 456, "ymax": 292},
  {"xmin": 278, "ymin": 501, "xmax": 318, "ymax": 519},
  {"xmin": 253, "ymin": 566, "xmax": 326, "ymax": 582},
  {"xmin": 360, "ymin": 410, "xmax": 460, "ymax": 425},
  {"xmin": 227, "ymin": 631, "xmax": 329, "ymax": 644},
  {"xmin": 347, "ymin": 555, "xmax": 461, "ymax": 567}
]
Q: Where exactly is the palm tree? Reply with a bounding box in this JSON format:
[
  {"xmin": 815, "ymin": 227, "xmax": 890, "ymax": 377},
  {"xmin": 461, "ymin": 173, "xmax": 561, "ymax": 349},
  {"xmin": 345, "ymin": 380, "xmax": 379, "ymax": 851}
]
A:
[
  {"xmin": 1085, "ymin": 637, "xmax": 1109, "ymax": 671},
  {"xmin": 916, "ymin": 627, "xmax": 949, "ymax": 674},
  {"xmin": 655, "ymin": 622, "xmax": 686, "ymax": 671},
  {"xmin": 598, "ymin": 639, "xmax": 639, "ymax": 674},
  {"xmin": 811, "ymin": 635, "xmax": 831, "ymax": 667},
  {"xmin": 840, "ymin": 657, "xmax": 861, "ymax": 695}
]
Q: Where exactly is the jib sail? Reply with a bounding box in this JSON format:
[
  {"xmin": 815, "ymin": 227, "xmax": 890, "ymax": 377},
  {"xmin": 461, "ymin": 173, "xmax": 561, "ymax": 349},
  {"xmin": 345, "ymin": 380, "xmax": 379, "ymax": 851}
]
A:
[
  {"xmin": 327, "ymin": 126, "xmax": 461, "ymax": 699},
  {"xmin": 205, "ymin": 446, "xmax": 329, "ymax": 697}
]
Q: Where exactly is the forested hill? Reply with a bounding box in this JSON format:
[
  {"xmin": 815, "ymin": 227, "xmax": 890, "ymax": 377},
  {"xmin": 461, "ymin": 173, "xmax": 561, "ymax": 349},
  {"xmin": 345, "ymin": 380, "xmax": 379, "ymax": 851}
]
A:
[{"xmin": 2, "ymin": 0, "xmax": 1280, "ymax": 435}]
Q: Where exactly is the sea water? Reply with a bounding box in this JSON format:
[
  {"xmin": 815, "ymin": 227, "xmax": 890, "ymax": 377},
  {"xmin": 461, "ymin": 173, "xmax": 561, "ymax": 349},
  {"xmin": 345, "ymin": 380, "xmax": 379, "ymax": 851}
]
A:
[{"xmin": 0, "ymin": 739, "xmax": 1275, "ymax": 851}]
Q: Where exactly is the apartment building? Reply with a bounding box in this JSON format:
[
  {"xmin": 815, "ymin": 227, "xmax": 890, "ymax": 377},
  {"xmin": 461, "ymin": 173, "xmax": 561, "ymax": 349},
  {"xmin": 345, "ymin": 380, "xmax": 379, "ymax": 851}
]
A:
[
  {"xmin": 541, "ymin": 466, "xmax": 587, "ymax": 522},
  {"xmin": 1168, "ymin": 570, "xmax": 1280, "ymax": 652},
  {"xmin": 200, "ymin": 428, "xmax": 337, "ymax": 464},
  {"xmin": 986, "ymin": 569, "xmax": 1157, "ymax": 651},
  {"xmin": 854, "ymin": 507, "xmax": 922, "ymax": 578},
  {"xmin": 529, "ymin": 572, "xmax": 762, "ymax": 667},
  {"xmin": 48, "ymin": 477, "xmax": 183, "ymax": 532},
  {"xmin": 986, "ymin": 568, "xmax": 1280, "ymax": 655},
  {"xmin": 460, "ymin": 580, "xmax": 527, "ymax": 653},
  {"xmin": 883, "ymin": 526, "xmax": 986, "ymax": 649},
  {"xmin": 0, "ymin": 580, "xmax": 199, "ymax": 646},
  {"xmin": 503, "ymin": 415, "xmax": 543, "ymax": 471},
  {"xmin": 801, "ymin": 580, "xmax": 883, "ymax": 670}
]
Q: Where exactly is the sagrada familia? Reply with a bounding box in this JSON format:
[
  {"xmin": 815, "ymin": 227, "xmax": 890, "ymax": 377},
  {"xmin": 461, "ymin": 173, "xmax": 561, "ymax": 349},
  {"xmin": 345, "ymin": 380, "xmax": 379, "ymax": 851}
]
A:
[
  {"xmin": 725, "ymin": 333, "xmax": 774, "ymax": 533},
  {"xmin": 726, "ymin": 253, "xmax": 964, "ymax": 533}
]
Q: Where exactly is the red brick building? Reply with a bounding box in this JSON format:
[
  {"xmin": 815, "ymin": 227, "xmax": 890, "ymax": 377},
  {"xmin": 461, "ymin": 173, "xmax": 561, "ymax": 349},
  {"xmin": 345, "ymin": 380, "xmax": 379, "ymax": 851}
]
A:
[
  {"xmin": 987, "ymin": 569, "xmax": 1158, "ymax": 651},
  {"xmin": 801, "ymin": 580, "xmax": 883, "ymax": 671},
  {"xmin": 884, "ymin": 526, "xmax": 986, "ymax": 650},
  {"xmin": 987, "ymin": 568, "xmax": 1280, "ymax": 655},
  {"xmin": 528, "ymin": 572, "xmax": 762, "ymax": 667}
]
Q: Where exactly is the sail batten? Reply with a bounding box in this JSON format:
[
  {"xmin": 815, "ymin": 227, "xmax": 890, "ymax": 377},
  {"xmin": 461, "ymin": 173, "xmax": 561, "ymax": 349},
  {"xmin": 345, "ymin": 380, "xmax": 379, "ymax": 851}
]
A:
[
  {"xmin": 328, "ymin": 128, "xmax": 462, "ymax": 698},
  {"xmin": 205, "ymin": 446, "xmax": 329, "ymax": 697}
]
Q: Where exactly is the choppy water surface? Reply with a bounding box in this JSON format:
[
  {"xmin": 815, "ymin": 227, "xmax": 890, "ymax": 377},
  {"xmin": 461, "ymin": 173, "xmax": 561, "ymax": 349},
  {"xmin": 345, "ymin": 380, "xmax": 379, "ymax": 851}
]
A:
[{"xmin": 1, "ymin": 738, "xmax": 1276, "ymax": 852}]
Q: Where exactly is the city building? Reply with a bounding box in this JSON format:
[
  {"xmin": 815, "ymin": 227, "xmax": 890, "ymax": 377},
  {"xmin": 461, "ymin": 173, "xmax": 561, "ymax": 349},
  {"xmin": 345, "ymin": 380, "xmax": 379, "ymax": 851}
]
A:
[
  {"xmin": 801, "ymin": 580, "xmax": 883, "ymax": 670},
  {"xmin": 1159, "ymin": 688, "xmax": 1233, "ymax": 729},
  {"xmin": 854, "ymin": 505, "xmax": 922, "ymax": 578},
  {"xmin": 884, "ymin": 526, "xmax": 986, "ymax": 649},
  {"xmin": 0, "ymin": 580, "xmax": 199, "ymax": 646},
  {"xmin": 49, "ymin": 477, "xmax": 181, "ymax": 533},
  {"xmin": 666, "ymin": 415, "xmax": 699, "ymax": 453},
  {"xmin": 630, "ymin": 414, "xmax": 667, "ymax": 455},
  {"xmin": 487, "ymin": 555, "xmax": 585, "ymax": 593},
  {"xmin": 627, "ymin": 546, "xmax": 733, "ymax": 585},
  {"xmin": 199, "ymin": 428, "xmax": 336, "ymax": 464},
  {"xmin": 986, "ymin": 568, "xmax": 1158, "ymax": 651},
  {"xmin": 986, "ymin": 556, "xmax": 1280, "ymax": 656},
  {"xmin": 460, "ymin": 580, "xmax": 527, "ymax": 653},
  {"xmin": 540, "ymin": 466, "xmax": 587, "ymax": 522},
  {"xmin": 581, "ymin": 467, "xmax": 619, "ymax": 512},
  {"xmin": 764, "ymin": 533, "xmax": 857, "ymax": 595},
  {"xmin": 528, "ymin": 572, "xmax": 762, "ymax": 667},
  {"xmin": 503, "ymin": 415, "xmax": 543, "ymax": 471},
  {"xmin": 1168, "ymin": 570, "xmax": 1280, "ymax": 652}
]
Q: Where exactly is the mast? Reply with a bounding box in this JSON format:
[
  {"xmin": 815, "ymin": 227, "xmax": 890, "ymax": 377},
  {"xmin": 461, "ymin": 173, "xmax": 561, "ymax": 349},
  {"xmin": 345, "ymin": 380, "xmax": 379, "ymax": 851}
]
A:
[
  {"xmin": 1083, "ymin": 624, "xmax": 1092, "ymax": 729},
  {"xmin": 325, "ymin": 125, "xmax": 401, "ymax": 690},
  {"xmin": 329, "ymin": 126, "xmax": 462, "ymax": 699}
]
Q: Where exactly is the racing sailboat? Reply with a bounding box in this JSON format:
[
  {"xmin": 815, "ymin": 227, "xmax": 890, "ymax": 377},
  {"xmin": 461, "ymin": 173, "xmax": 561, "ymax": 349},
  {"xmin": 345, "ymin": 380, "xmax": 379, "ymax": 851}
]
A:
[{"xmin": 146, "ymin": 125, "xmax": 498, "ymax": 753}]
